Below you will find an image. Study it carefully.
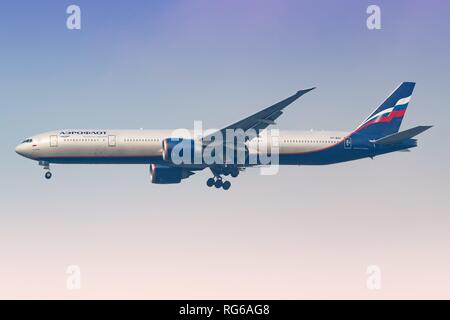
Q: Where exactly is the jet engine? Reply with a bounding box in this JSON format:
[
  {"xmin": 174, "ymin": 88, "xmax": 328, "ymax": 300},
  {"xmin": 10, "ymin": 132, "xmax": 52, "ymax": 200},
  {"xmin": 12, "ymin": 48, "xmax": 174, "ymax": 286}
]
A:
[
  {"xmin": 149, "ymin": 164, "xmax": 193, "ymax": 184},
  {"xmin": 162, "ymin": 138, "xmax": 200, "ymax": 164}
]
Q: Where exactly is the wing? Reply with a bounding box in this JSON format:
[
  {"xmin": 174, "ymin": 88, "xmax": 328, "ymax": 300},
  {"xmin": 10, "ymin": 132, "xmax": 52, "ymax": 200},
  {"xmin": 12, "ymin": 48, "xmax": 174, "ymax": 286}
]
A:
[{"xmin": 203, "ymin": 87, "xmax": 315, "ymax": 143}]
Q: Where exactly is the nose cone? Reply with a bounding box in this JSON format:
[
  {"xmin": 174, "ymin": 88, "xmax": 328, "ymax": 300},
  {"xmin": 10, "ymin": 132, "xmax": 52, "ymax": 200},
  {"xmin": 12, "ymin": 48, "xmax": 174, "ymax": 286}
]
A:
[
  {"xmin": 15, "ymin": 144, "xmax": 24, "ymax": 155},
  {"xmin": 15, "ymin": 144, "xmax": 31, "ymax": 158}
]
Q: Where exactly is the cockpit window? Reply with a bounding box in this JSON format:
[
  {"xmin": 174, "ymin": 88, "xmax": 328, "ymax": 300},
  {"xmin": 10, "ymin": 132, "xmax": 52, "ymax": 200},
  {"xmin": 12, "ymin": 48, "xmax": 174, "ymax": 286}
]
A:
[{"xmin": 22, "ymin": 138, "xmax": 33, "ymax": 143}]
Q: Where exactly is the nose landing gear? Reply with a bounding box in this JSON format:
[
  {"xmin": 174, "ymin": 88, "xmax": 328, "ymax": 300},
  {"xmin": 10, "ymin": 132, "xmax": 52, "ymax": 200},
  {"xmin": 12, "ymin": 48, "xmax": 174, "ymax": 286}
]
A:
[{"xmin": 39, "ymin": 161, "xmax": 52, "ymax": 180}]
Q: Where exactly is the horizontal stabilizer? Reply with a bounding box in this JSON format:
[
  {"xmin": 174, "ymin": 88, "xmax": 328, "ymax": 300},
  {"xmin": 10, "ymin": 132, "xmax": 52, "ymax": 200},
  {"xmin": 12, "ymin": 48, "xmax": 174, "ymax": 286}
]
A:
[{"xmin": 373, "ymin": 126, "xmax": 432, "ymax": 145}]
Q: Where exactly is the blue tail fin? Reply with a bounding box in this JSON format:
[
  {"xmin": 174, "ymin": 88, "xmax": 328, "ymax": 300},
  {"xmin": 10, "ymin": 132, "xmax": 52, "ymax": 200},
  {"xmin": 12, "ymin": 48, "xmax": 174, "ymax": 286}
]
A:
[{"xmin": 353, "ymin": 82, "xmax": 415, "ymax": 139}]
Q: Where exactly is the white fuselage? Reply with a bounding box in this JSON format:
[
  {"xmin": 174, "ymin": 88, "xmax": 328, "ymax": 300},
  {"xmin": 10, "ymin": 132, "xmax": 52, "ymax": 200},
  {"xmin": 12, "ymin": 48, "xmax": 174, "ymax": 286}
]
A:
[{"xmin": 15, "ymin": 129, "xmax": 349, "ymax": 165}]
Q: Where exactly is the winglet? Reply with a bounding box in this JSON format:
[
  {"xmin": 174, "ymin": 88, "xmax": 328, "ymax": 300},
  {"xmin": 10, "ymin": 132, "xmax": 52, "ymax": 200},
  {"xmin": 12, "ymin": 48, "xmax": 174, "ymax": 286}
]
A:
[{"xmin": 297, "ymin": 87, "xmax": 316, "ymax": 96}]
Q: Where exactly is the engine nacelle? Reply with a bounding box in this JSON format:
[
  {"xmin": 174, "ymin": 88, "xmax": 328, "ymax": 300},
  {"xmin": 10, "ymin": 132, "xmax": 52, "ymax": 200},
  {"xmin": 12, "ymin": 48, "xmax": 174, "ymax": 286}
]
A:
[
  {"xmin": 149, "ymin": 164, "xmax": 191, "ymax": 184},
  {"xmin": 162, "ymin": 138, "xmax": 199, "ymax": 164}
]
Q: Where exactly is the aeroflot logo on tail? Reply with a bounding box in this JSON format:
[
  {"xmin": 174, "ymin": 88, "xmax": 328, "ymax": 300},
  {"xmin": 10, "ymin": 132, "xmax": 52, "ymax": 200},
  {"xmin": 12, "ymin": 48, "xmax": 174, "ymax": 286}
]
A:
[{"xmin": 59, "ymin": 131, "xmax": 107, "ymax": 137}]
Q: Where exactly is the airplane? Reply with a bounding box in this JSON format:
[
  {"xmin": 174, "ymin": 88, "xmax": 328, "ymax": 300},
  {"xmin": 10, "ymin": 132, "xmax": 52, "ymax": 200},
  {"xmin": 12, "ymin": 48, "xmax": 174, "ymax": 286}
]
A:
[{"xmin": 15, "ymin": 82, "xmax": 431, "ymax": 190}]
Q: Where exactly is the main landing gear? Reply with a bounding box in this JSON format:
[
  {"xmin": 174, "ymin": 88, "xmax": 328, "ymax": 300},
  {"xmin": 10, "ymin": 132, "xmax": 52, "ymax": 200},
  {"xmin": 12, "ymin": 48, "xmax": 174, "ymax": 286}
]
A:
[
  {"xmin": 206, "ymin": 166, "xmax": 240, "ymax": 190},
  {"xmin": 39, "ymin": 161, "xmax": 52, "ymax": 180},
  {"xmin": 206, "ymin": 177, "xmax": 231, "ymax": 190},
  {"xmin": 222, "ymin": 166, "xmax": 239, "ymax": 178}
]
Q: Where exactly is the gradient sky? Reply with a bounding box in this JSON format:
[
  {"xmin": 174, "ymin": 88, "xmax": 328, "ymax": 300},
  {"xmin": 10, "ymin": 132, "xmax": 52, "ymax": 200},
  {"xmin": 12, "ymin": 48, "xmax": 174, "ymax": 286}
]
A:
[{"xmin": 1, "ymin": 0, "xmax": 449, "ymax": 299}]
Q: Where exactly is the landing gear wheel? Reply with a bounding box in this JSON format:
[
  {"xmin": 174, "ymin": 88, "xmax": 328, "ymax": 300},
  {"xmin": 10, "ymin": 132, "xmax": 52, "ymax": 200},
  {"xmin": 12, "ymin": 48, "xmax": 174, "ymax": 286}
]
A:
[
  {"xmin": 222, "ymin": 166, "xmax": 231, "ymax": 176},
  {"xmin": 206, "ymin": 178, "xmax": 215, "ymax": 187},
  {"xmin": 222, "ymin": 181, "xmax": 231, "ymax": 190},
  {"xmin": 45, "ymin": 171, "xmax": 52, "ymax": 180},
  {"xmin": 214, "ymin": 179, "xmax": 223, "ymax": 188},
  {"xmin": 230, "ymin": 168, "xmax": 239, "ymax": 178}
]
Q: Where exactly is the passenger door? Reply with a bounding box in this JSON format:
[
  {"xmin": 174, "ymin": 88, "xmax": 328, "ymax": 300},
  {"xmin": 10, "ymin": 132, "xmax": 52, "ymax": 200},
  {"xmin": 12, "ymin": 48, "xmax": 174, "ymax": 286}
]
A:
[
  {"xmin": 50, "ymin": 135, "xmax": 58, "ymax": 147},
  {"xmin": 344, "ymin": 137, "xmax": 352, "ymax": 150},
  {"xmin": 108, "ymin": 135, "xmax": 116, "ymax": 147}
]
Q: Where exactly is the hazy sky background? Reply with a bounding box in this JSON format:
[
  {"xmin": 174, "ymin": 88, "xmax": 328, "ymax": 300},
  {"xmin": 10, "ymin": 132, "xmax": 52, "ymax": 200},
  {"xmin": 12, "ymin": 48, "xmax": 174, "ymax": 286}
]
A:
[{"xmin": 1, "ymin": 0, "xmax": 449, "ymax": 299}]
